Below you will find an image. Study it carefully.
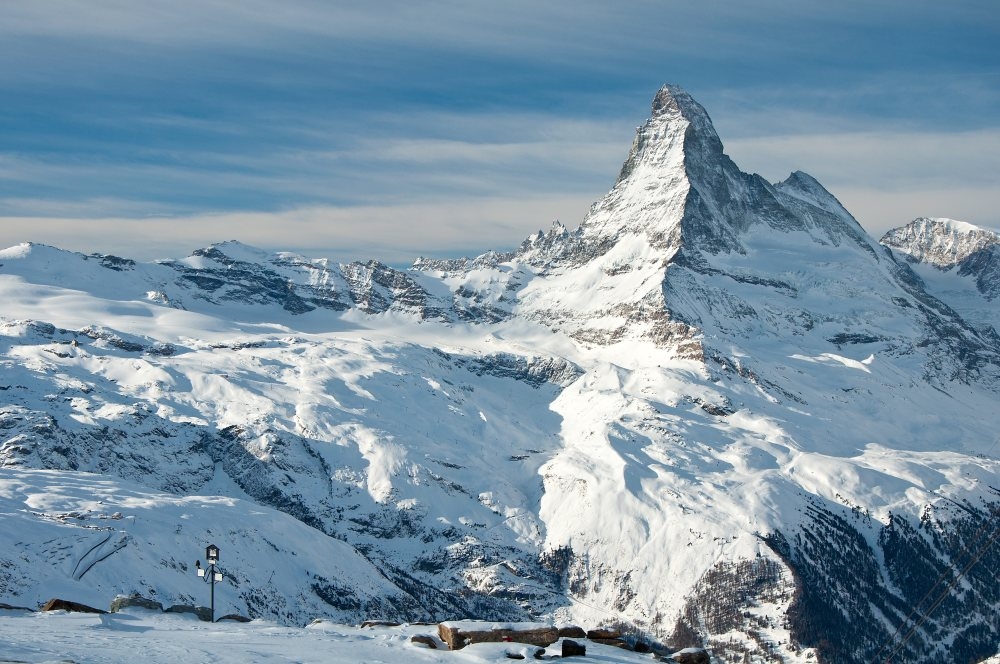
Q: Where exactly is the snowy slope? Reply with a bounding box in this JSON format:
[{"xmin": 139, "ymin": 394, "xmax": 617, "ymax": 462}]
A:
[
  {"xmin": 1, "ymin": 85, "xmax": 999, "ymax": 664},
  {"xmin": 0, "ymin": 295, "xmax": 574, "ymax": 626},
  {"xmin": 0, "ymin": 468, "xmax": 416, "ymax": 623},
  {"xmin": 0, "ymin": 610, "xmax": 663, "ymax": 664}
]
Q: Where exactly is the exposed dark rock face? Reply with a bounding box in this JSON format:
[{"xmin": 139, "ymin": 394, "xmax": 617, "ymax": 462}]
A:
[
  {"xmin": 93, "ymin": 254, "xmax": 136, "ymax": 271},
  {"xmin": 670, "ymin": 649, "xmax": 710, "ymax": 664},
  {"xmin": 660, "ymin": 494, "xmax": 1000, "ymax": 663},
  {"xmin": 164, "ymin": 247, "xmax": 317, "ymax": 314},
  {"xmin": 960, "ymin": 245, "xmax": 1000, "ymax": 301},
  {"xmin": 341, "ymin": 260, "xmax": 449, "ymax": 319},
  {"xmin": 453, "ymin": 352, "xmax": 583, "ymax": 388}
]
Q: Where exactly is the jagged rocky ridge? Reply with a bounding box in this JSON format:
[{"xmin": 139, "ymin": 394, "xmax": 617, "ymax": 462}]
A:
[
  {"xmin": 881, "ymin": 217, "xmax": 1000, "ymax": 337},
  {"xmin": 881, "ymin": 217, "xmax": 1000, "ymax": 269},
  {"xmin": 1, "ymin": 85, "xmax": 999, "ymax": 663}
]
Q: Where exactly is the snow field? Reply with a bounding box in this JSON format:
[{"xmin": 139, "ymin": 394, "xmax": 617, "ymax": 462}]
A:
[{"xmin": 0, "ymin": 610, "xmax": 664, "ymax": 664}]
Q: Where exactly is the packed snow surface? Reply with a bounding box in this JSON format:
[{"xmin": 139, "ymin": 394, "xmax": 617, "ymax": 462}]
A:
[{"xmin": 0, "ymin": 610, "xmax": 655, "ymax": 664}]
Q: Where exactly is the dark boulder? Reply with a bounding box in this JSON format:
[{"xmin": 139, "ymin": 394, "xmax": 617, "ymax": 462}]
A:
[
  {"xmin": 361, "ymin": 620, "xmax": 402, "ymax": 628},
  {"xmin": 0, "ymin": 602, "xmax": 33, "ymax": 612},
  {"xmin": 586, "ymin": 627, "xmax": 621, "ymax": 640},
  {"xmin": 109, "ymin": 595, "xmax": 164, "ymax": 613},
  {"xmin": 671, "ymin": 648, "xmax": 711, "ymax": 664},
  {"xmin": 587, "ymin": 627, "xmax": 627, "ymax": 648},
  {"xmin": 438, "ymin": 622, "xmax": 558, "ymax": 650},
  {"xmin": 165, "ymin": 604, "xmax": 213, "ymax": 622},
  {"xmin": 410, "ymin": 634, "xmax": 438, "ymax": 649},
  {"xmin": 41, "ymin": 598, "xmax": 106, "ymax": 614},
  {"xmin": 558, "ymin": 625, "xmax": 587, "ymax": 638},
  {"xmin": 562, "ymin": 639, "xmax": 587, "ymax": 657},
  {"xmin": 218, "ymin": 613, "xmax": 251, "ymax": 623}
]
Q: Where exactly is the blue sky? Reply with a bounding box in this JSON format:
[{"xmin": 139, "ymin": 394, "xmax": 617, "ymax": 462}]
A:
[{"xmin": 1, "ymin": 1, "xmax": 998, "ymax": 263}]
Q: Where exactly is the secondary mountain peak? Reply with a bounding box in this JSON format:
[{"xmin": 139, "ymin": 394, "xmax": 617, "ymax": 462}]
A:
[
  {"xmin": 881, "ymin": 217, "xmax": 1000, "ymax": 331},
  {"xmin": 880, "ymin": 217, "xmax": 1000, "ymax": 268}
]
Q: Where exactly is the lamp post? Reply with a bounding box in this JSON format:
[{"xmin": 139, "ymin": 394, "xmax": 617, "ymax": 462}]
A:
[{"xmin": 194, "ymin": 543, "xmax": 223, "ymax": 622}]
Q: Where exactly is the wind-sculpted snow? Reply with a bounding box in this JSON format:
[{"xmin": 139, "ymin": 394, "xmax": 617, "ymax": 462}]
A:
[{"xmin": 1, "ymin": 86, "xmax": 999, "ymax": 663}]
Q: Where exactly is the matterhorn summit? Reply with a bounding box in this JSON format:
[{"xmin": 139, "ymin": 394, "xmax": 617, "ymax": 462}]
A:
[
  {"xmin": 1, "ymin": 85, "xmax": 999, "ymax": 664},
  {"xmin": 584, "ymin": 85, "xmax": 870, "ymax": 257}
]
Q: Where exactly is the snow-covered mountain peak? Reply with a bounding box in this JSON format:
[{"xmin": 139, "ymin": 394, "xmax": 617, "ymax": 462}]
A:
[
  {"xmin": 614, "ymin": 84, "xmax": 724, "ymax": 184},
  {"xmin": 3, "ymin": 86, "xmax": 1000, "ymax": 663},
  {"xmin": 577, "ymin": 84, "xmax": 870, "ymax": 265},
  {"xmin": 0, "ymin": 241, "xmax": 34, "ymax": 259},
  {"xmin": 880, "ymin": 217, "xmax": 1000, "ymax": 332},
  {"xmin": 0, "ymin": 241, "xmax": 81, "ymax": 263},
  {"xmin": 468, "ymin": 86, "xmax": 901, "ymax": 355},
  {"xmin": 880, "ymin": 217, "xmax": 1000, "ymax": 268},
  {"xmin": 185, "ymin": 240, "xmax": 279, "ymax": 265},
  {"xmin": 412, "ymin": 86, "xmax": 998, "ymax": 367},
  {"xmin": 651, "ymin": 84, "xmax": 724, "ymax": 159},
  {"xmin": 774, "ymin": 170, "xmax": 849, "ymax": 217}
]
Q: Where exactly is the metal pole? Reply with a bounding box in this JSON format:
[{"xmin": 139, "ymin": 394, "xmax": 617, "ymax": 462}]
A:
[{"xmin": 210, "ymin": 566, "xmax": 215, "ymax": 622}]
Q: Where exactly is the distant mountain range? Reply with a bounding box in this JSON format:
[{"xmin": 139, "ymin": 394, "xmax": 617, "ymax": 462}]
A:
[{"xmin": 1, "ymin": 85, "xmax": 997, "ymax": 664}]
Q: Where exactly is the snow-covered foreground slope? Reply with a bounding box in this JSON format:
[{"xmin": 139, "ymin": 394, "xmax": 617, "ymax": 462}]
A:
[
  {"xmin": 0, "ymin": 468, "xmax": 413, "ymax": 621},
  {"xmin": 1, "ymin": 85, "xmax": 999, "ymax": 664},
  {"xmin": 0, "ymin": 310, "xmax": 574, "ymax": 625},
  {"xmin": 0, "ymin": 609, "xmax": 657, "ymax": 664}
]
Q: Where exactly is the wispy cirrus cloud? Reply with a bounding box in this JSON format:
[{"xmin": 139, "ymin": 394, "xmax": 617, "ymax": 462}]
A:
[
  {"xmin": 1, "ymin": 1, "xmax": 996, "ymax": 260},
  {"xmin": 0, "ymin": 195, "xmax": 595, "ymax": 265},
  {"xmin": 0, "ymin": 111, "xmax": 629, "ymax": 212}
]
